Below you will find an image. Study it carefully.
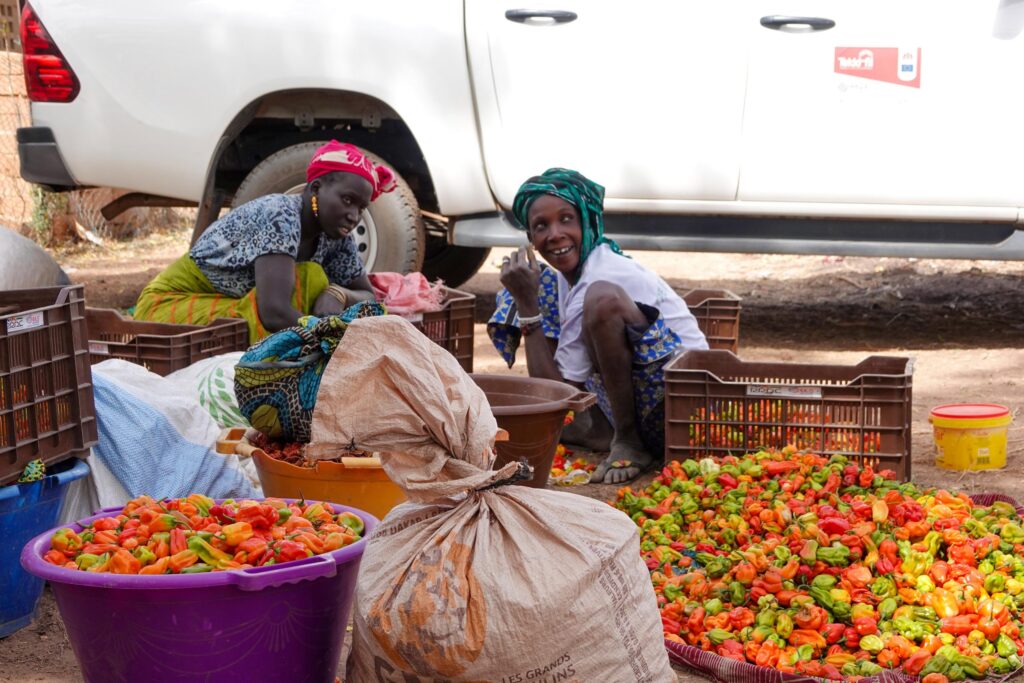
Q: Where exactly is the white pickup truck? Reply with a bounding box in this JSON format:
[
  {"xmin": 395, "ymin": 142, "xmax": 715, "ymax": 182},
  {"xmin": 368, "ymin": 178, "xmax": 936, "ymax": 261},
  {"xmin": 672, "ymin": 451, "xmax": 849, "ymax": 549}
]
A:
[{"xmin": 17, "ymin": 0, "xmax": 1024, "ymax": 286}]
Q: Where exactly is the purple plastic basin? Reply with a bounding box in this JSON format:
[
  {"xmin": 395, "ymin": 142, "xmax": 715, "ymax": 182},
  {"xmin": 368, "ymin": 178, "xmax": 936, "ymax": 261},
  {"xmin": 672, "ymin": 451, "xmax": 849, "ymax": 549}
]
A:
[{"xmin": 21, "ymin": 499, "xmax": 377, "ymax": 683}]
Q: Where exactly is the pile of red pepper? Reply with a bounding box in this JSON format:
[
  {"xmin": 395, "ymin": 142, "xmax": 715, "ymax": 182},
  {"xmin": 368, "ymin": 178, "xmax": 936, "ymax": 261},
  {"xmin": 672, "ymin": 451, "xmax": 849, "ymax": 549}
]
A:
[
  {"xmin": 249, "ymin": 432, "xmax": 306, "ymax": 465},
  {"xmin": 248, "ymin": 432, "xmax": 370, "ymax": 467},
  {"xmin": 42, "ymin": 494, "xmax": 364, "ymax": 574},
  {"xmin": 550, "ymin": 445, "xmax": 595, "ymax": 480},
  {"xmin": 688, "ymin": 402, "xmax": 883, "ymax": 454},
  {"xmin": 615, "ymin": 446, "xmax": 1024, "ymax": 682}
]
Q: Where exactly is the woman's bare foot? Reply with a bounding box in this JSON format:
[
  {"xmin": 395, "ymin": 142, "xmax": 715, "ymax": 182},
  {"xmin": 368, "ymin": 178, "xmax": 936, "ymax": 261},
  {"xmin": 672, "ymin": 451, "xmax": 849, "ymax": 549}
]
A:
[
  {"xmin": 590, "ymin": 436, "xmax": 655, "ymax": 484},
  {"xmin": 560, "ymin": 407, "xmax": 613, "ymax": 452}
]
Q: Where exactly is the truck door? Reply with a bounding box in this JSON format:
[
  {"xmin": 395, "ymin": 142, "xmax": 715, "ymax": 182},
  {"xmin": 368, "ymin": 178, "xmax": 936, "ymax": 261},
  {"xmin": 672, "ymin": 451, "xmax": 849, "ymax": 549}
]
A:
[
  {"xmin": 465, "ymin": 2, "xmax": 748, "ymax": 211},
  {"xmin": 738, "ymin": 1, "xmax": 1024, "ymax": 214}
]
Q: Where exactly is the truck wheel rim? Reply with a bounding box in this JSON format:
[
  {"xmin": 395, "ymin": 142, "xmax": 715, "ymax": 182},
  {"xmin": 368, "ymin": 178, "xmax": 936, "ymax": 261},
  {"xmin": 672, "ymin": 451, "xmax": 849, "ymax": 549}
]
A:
[{"xmin": 284, "ymin": 184, "xmax": 379, "ymax": 270}]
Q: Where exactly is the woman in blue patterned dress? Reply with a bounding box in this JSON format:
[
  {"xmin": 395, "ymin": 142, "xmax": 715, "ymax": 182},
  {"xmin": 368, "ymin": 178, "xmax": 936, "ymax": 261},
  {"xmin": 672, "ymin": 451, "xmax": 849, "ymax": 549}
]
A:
[
  {"xmin": 489, "ymin": 169, "xmax": 708, "ymax": 484},
  {"xmin": 134, "ymin": 141, "xmax": 395, "ymax": 342}
]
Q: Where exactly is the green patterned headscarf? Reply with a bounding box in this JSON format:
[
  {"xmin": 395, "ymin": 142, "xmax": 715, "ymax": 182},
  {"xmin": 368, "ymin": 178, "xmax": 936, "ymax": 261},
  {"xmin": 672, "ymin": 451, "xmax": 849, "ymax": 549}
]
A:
[{"xmin": 511, "ymin": 168, "xmax": 624, "ymax": 267}]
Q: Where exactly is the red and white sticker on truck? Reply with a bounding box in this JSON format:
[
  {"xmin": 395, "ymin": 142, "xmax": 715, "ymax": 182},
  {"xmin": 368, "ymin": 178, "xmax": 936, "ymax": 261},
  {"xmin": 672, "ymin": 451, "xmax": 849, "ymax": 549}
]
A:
[{"xmin": 834, "ymin": 47, "xmax": 921, "ymax": 88}]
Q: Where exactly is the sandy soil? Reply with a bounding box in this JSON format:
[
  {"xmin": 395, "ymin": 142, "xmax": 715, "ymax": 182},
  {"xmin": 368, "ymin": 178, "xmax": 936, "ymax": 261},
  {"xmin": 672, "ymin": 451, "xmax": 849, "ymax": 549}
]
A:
[{"xmin": 3, "ymin": 230, "xmax": 1024, "ymax": 682}]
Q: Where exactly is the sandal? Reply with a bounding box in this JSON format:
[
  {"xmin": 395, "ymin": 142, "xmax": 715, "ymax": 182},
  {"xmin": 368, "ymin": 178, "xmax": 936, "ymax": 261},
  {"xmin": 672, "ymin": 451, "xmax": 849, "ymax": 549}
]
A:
[{"xmin": 593, "ymin": 457, "xmax": 658, "ymax": 484}]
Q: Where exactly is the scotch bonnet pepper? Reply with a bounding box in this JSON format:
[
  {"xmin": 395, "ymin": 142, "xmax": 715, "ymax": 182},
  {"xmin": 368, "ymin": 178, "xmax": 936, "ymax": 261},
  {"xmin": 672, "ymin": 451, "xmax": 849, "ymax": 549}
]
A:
[
  {"xmin": 44, "ymin": 495, "xmax": 363, "ymax": 575},
  {"xmin": 614, "ymin": 446, "xmax": 1024, "ymax": 681}
]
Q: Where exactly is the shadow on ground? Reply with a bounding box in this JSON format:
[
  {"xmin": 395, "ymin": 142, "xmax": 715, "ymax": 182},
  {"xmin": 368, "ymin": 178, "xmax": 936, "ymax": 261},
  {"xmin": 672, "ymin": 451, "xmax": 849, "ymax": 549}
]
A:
[{"xmin": 465, "ymin": 267, "xmax": 1024, "ymax": 351}]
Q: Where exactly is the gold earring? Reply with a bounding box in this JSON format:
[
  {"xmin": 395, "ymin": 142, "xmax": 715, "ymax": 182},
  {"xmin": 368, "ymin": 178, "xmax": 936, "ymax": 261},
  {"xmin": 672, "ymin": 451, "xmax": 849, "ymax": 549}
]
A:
[{"xmin": 311, "ymin": 195, "xmax": 319, "ymax": 217}]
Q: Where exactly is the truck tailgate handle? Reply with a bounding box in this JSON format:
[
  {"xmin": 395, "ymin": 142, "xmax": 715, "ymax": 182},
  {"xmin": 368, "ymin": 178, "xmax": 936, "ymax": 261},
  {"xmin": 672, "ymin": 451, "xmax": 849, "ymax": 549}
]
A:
[
  {"xmin": 760, "ymin": 15, "xmax": 836, "ymax": 31},
  {"xmin": 505, "ymin": 9, "xmax": 578, "ymax": 24}
]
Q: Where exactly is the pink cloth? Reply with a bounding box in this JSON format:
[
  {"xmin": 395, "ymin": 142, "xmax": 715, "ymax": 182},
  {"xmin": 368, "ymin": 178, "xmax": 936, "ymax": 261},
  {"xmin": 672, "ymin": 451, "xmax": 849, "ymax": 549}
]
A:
[
  {"xmin": 369, "ymin": 272, "xmax": 445, "ymax": 316},
  {"xmin": 306, "ymin": 140, "xmax": 396, "ymax": 200}
]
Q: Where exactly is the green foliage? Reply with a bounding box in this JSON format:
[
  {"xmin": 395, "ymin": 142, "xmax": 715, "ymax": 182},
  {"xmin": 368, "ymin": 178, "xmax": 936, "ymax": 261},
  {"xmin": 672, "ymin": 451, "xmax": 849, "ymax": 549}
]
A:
[{"xmin": 29, "ymin": 186, "xmax": 68, "ymax": 245}]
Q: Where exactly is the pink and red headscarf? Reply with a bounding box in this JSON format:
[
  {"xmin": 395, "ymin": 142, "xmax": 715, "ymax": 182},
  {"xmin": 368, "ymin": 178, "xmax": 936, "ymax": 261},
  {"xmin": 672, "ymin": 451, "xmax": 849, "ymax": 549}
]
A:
[{"xmin": 306, "ymin": 140, "xmax": 396, "ymax": 201}]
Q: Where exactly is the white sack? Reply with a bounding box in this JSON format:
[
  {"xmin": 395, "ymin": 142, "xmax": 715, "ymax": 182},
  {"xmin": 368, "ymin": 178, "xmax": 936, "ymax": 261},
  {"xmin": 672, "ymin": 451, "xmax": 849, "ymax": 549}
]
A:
[{"xmin": 307, "ymin": 317, "xmax": 673, "ymax": 682}]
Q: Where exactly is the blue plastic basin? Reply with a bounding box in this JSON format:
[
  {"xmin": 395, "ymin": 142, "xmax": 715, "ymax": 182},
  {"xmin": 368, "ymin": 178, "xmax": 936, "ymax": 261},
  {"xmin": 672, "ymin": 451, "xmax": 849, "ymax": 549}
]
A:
[{"xmin": 0, "ymin": 458, "xmax": 90, "ymax": 638}]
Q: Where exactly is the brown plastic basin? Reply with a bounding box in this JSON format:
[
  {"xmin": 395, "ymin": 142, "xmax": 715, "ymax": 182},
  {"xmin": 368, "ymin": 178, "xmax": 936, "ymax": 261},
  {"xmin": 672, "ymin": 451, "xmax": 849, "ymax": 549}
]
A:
[{"xmin": 470, "ymin": 374, "xmax": 596, "ymax": 488}]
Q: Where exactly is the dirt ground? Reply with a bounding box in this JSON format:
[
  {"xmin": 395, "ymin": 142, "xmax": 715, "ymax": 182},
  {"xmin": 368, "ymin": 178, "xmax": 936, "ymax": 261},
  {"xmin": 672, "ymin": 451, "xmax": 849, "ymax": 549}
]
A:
[{"xmin": 3, "ymin": 227, "xmax": 1024, "ymax": 682}]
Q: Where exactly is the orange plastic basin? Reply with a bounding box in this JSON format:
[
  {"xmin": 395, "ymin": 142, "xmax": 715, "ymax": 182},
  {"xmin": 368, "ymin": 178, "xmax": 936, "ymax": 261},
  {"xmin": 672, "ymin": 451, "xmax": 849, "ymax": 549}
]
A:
[{"xmin": 249, "ymin": 449, "xmax": 406, "ymax": 520}]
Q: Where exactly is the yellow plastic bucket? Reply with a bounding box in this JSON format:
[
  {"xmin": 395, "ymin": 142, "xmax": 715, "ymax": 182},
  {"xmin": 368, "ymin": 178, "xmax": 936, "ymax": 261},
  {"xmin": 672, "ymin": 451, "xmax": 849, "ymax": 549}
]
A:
[{"xmin": 929, "ymin": 403, "xmax": 1011, "ymax": 471}]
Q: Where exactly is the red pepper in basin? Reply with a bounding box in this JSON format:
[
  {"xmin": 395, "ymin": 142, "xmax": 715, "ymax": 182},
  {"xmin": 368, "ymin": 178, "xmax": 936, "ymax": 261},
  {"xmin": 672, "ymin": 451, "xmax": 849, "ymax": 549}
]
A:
[
  {"xmin": 21, "ymin": 496, "xmax": 377, "ymax": 683},
  {"xmin": 40, "ymin": 495, "xmax": 363, "ymax": 574}
]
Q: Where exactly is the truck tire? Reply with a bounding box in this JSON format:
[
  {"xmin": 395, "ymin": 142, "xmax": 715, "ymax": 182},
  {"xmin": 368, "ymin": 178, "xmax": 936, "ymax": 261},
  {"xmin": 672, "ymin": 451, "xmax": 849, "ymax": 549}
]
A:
[
  {"xmin": 420, "ymin": 238, "xmax": 490, "ymax": 288},
  {"xmin": 232, "ymin": 142, "xmax": 424, "ymax": 274}
]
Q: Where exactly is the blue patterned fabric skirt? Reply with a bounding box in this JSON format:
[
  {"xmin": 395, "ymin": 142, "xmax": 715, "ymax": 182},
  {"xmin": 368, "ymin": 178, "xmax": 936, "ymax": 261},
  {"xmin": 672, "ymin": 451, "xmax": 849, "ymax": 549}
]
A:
[
  {"xmin": 488, "ymin": 270, "xmax": 683, "ymax": 454},
  {"xmin": 584, "ymin": 303, "xmax": 683, "ymax": 455}
]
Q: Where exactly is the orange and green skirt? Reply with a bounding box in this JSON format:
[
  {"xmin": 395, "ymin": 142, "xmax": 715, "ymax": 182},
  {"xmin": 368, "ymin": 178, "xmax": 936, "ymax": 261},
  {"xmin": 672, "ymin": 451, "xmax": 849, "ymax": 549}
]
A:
[{"xmin": 133, "ymin": 254, "xmax": 329, "ymax": 343}]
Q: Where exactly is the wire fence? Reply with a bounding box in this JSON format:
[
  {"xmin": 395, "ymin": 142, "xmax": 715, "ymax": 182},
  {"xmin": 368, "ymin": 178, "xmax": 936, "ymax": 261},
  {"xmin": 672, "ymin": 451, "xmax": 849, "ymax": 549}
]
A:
[
  {"xmin": 0, "ymin": 25, "xmax": 34, "ymax": 234},
  {"xmin": 0, "ymin": 0, "xmax": 15, "ymax": 47},
  {"xmin": 1, "ymin": 12, "xmax": 195, "ymax": 244}
]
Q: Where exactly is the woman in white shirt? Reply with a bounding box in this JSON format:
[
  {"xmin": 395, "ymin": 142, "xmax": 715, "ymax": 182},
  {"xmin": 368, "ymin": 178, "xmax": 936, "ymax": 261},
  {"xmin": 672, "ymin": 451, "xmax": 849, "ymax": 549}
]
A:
[{"xmin": 488, "ymin": 168, "xmax": 707, "ymax": 484}]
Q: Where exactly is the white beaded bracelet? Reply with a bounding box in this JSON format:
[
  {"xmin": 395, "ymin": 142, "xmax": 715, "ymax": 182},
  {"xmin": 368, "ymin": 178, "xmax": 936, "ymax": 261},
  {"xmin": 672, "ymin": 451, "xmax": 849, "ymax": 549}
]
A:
[{"xmin": 517, "ymin": 313, "xmax": 543, "ymax": 325}]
